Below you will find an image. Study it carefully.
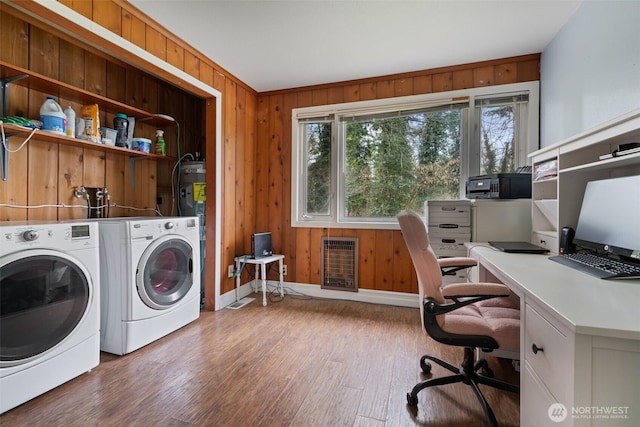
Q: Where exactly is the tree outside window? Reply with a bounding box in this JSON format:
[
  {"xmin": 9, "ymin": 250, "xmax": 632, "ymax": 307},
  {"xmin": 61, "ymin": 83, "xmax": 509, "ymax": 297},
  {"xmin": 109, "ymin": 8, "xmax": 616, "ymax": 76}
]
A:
[{"xmin": 292, "ymin": 83, "xmax": 538, "ymax": 228}]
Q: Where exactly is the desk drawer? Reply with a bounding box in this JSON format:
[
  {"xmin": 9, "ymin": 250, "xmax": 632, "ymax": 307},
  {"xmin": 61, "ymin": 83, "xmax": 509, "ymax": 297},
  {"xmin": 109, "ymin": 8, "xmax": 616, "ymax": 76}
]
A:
[
  {"xmin": 524, "ymin": 303, "xmax": 573, "ymax": 405},
  {"xmin": 433, "ymin": 248, "xmax": 469, "ymax": 258},
  {"xmin": 428, "ymin": 225, "xmax": 471, "ymax": 236},
  {"xmin": 522, "ymin": 362, "xmax": 568, "ymax": 426},
  {"xmin": 532, "ymin": 231, "xmax": 558, "ymax": 253},
  {"xmin": 441, "ymin": 270, "xmax": 468, "ymax": 285},
  {"xmin": 430, "ymin": 235, "xmax": 471, "ymax": 252},
  {"xmin": 426, "ymin": 201, "xmax": 471, "ymax": 226}
]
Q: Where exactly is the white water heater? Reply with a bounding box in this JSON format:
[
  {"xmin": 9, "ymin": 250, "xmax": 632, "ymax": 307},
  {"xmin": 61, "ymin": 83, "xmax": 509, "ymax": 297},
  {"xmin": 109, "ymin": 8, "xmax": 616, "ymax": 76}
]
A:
[
  {"xmin": 179, "ymin": 161, "xmax": 205, "ymax": 218},
  {"xmin": 179, "ymin": 161, "xmax": 206, "ymax": 304}
]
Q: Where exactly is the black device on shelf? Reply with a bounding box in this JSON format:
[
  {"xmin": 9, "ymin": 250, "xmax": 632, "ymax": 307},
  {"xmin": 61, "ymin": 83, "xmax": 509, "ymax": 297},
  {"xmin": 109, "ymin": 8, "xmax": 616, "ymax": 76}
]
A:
[
  {"xmin": 251, "ymin": 232, "xmax": 272, "ymax": 259},
  {"xmin": 466, "ymin": 173, "xmax": 532, "ymax": 199}
]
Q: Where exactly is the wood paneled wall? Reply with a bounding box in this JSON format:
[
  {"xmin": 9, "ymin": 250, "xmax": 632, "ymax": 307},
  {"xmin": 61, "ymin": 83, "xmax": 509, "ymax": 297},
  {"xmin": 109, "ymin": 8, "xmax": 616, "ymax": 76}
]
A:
[
  {"xmin": 255, "ymin": 55, "xmax": 540, "ymax": 294},
  {"xmin": 1, "ymin": 0, "xmax": 540, "ymax": 306},
  {"xmin": 0, "ymin": 0, "xmax": 257, "ymax": 310},
  {"xmin": 0, "ymin": 9, "xmax": 206, "ymax": 224}
]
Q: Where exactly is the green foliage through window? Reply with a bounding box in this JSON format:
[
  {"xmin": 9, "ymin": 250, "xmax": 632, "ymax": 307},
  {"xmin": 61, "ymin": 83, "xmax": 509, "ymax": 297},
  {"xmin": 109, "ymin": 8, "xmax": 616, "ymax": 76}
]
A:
[
  {"xmin": 342, "ymin": 108, "xmax": 462, "ymax": 217},
  {"xmin": 304, "ymin": 122, "xmax": 332, "ymax": 215},
  {"xmin": 293, "ymin": 83, "xmax": 537, "ymax": 226}
]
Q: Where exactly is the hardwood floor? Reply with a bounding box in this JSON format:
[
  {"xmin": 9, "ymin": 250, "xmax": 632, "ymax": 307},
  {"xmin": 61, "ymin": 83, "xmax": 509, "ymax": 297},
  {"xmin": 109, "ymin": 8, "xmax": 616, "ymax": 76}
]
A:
[{"xmin": 1, "ymin": 295, "xmax": 519, "ymax": 426}]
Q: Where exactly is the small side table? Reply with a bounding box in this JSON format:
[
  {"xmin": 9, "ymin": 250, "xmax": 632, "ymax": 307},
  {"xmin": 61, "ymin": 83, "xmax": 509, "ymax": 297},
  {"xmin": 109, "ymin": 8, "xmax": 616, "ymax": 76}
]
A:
[{"xmin": 234, "ymin": 254, "xmax": 285, "ymax": 306}]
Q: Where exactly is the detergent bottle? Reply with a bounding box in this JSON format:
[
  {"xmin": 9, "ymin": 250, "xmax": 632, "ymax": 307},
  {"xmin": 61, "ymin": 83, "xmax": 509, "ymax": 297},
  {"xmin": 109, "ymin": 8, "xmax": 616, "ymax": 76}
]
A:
[{"xmin": 40, "ymin": 97, "xmax": 66, "ymax": 135}]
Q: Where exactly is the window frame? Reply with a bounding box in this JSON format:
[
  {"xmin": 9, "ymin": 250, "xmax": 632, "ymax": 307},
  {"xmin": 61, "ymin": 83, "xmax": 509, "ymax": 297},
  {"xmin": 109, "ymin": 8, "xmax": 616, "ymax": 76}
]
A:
[{"xmin": 291, "ymin": 81, "xmax": 539, "ymax": 229}]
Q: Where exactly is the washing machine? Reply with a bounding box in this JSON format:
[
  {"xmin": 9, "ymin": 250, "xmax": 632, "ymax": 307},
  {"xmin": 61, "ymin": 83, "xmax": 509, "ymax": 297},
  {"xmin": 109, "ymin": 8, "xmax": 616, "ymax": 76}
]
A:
[
  {"xmin": 0, "ymin": 221, "xmax": 100, "ymax": 414},
  {"xmin": 98, "ymin": 216, "xmax": 200, "ymax": 355}
]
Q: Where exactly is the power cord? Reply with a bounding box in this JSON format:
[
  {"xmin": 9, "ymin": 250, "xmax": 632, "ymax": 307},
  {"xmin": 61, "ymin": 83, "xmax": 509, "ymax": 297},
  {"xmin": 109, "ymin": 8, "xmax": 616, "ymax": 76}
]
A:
[
  {"xmin": 232, "ymin": 255, "xmax": 250, "ymax": 279},
  {"xmin": 1, "ymin": 120, "xmax": 39, "ymax": 153}
]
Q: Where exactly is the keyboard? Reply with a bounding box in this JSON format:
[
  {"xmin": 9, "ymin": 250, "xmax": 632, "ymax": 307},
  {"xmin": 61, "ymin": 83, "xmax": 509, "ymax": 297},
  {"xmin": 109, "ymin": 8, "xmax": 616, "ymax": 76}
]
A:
[{"xmin": 549, "ymin": 252, "xmax": 640, "ymax": 279}]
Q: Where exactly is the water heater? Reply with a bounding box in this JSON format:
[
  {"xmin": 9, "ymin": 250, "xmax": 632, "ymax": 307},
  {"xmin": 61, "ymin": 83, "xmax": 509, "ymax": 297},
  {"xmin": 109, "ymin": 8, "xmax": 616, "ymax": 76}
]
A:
[
  {"xmin": 179, "ymin": 161, "xmax": 206, "ymax": 217},
  {"xmin": 179, "ymin": 161, "xmax": 206, "ymax": 304}
]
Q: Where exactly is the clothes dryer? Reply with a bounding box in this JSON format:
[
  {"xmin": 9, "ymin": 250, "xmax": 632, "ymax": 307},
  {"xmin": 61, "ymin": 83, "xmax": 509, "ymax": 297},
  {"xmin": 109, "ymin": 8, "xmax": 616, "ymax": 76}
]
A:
[
  {"xmin": 98, "ymin": 216, "xmax": 200, "ymax": 355},
  {"xmin": 0, "ymin": 221, "xmax": 100, "ymax": 414}
]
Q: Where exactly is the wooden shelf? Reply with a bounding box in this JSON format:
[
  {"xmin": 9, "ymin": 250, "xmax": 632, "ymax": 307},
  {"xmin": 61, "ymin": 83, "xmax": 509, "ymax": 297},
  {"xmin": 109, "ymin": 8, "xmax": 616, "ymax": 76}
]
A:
[
  {"xmin": 0, "ymin": 60, "xmax": 174, "ymax": 127},
  {"xmin": 1, "ymin": 122, "xmax": 173, "ymax": 160},
  {"xmin": 1, "ymin": 61, "xmax": 179, "ymax": 180}
]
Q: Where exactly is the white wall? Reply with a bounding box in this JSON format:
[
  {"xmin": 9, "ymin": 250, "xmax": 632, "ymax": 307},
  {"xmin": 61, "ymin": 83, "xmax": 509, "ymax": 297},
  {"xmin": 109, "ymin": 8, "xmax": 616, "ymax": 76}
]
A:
[{"xmin": 540, "ymin": 0, "xmax": 640, "ymax": 147}]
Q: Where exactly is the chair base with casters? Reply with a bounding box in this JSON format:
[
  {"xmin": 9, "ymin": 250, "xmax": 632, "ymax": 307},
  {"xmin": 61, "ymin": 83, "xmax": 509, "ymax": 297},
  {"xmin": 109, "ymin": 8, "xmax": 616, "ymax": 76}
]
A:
[
  {"xmin": 406, "ymin": 293, "xmax": 520, "ymax": 427},
  {"xmin": 407, "ymin": 347, "xmax": 519, "ymax": 427}
]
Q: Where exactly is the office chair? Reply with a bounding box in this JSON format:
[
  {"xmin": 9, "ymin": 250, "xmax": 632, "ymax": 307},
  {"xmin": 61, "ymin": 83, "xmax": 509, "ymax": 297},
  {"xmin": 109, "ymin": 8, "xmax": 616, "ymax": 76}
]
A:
[{"xmin": 397, "ymin": 210, "xmax": 520, "ymax": 427}]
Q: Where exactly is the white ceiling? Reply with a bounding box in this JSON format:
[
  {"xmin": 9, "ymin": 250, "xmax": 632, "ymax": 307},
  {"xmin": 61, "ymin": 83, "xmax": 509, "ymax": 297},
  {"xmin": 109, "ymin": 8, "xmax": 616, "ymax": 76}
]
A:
[{"xmin": 129, "ymin": 0, "xmax": 582, "ymax": 93}]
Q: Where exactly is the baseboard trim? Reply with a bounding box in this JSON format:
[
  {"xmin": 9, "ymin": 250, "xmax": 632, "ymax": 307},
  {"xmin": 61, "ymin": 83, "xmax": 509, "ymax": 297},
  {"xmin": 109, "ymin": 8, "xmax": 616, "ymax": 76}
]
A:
[{"xmin": 218, "ymin": 280, "xmax": 418, "ymax": 310}]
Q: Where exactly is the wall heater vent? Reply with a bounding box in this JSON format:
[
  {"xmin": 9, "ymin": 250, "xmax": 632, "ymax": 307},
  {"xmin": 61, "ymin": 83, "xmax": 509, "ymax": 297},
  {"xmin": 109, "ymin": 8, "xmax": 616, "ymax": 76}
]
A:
[{"xmin": 321, "ymin": 237, "xmax": 358, "ymax": 292}]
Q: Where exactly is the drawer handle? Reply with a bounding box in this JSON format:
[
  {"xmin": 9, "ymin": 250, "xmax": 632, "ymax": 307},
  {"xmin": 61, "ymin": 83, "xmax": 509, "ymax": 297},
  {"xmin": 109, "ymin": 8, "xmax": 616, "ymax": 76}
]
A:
[
  {"xmin": 540, "ymin": 239, "xmax": 546, "ymax": 245},
  {"xmin": 532, "ymin": 344, "xmax": 544, "ymax": 354}
]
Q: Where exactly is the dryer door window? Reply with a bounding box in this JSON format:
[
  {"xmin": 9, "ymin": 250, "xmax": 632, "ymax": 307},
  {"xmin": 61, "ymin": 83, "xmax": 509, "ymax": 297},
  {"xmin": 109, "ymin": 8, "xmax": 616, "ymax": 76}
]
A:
[
  {"xmin": 0, "ymin": 254, "xmax": 90, "ymax": 364},
  {"xmin": 137, "ymin": 237, "xmax": 193, "ymax": 310}
]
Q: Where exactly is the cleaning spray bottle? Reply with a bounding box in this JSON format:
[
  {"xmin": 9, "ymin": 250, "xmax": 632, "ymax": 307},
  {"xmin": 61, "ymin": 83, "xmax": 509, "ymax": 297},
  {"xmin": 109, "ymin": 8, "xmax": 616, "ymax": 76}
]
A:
[{"xmin": 155, "ymin": 129, "xmax": 166, "ymax": 156}]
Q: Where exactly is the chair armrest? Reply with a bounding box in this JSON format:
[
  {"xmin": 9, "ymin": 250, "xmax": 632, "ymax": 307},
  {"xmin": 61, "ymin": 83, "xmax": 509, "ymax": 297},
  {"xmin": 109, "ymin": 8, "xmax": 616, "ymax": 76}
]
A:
[
  {"xmin": 425, "ymin": 282, "xmax": 512, "ymax": 316},
  {"xmin": 441, "ymin": 282, "xmax": 511, "ymax": 299},
  {"xmin": 437, "ymin": 257, "xmax": 477, "ymax": 269},
  {"xmin": 438, "ymin": 257, "xmax": 477, "ymax": 276}
]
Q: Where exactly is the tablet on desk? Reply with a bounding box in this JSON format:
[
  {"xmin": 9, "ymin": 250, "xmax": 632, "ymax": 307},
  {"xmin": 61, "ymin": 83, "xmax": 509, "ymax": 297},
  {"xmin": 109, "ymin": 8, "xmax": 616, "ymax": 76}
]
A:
[{"xmin": 489, "ymin": 241, "xmax": 550, "ymax": 254}]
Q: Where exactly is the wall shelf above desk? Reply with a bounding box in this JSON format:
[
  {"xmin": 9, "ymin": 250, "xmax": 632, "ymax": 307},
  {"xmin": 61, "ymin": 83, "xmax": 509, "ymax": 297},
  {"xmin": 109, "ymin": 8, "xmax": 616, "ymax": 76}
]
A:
[
  {"xmin": 560, "ymin": 150, "xmax": 640, "ymax": 175},
  {"xmin": 529, "ymin": 109, "xmax": 640, "ymax": 252}
]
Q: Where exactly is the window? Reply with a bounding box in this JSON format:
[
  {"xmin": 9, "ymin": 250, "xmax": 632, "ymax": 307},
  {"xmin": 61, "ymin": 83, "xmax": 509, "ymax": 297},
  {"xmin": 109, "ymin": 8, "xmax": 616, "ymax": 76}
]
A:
[
  {"xmin": 302, "ymin": 119, "xmax": 333, "ymax": 217},
  {"xmin": 475, "ymin": 94, "xmax": 531, "ymax": 175},
  {"xmin": 292, "ymin": 82, "xmax": 539, "ymax": 228}
]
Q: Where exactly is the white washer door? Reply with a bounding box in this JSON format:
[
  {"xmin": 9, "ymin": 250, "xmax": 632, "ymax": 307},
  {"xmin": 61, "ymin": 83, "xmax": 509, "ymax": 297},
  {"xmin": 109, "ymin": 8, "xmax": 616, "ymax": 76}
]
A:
[
  {"xmin": 0, "ymin": 250, "xmax": 92, "ymax": 367},
  {"xmin": 136, "ymin": 235, "xmax": 194, "ymax": 310}
]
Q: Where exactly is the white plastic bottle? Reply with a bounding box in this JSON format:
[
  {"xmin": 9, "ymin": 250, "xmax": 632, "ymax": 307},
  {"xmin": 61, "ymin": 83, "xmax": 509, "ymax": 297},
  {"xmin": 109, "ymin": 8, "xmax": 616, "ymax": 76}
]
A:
[
  {"xmin": 40, "ymin": 96, "xmax": 66, "ymax": 135},
  {"xmin": 64, "ymin": 106, "xmax": 76, "ymax": 138}
]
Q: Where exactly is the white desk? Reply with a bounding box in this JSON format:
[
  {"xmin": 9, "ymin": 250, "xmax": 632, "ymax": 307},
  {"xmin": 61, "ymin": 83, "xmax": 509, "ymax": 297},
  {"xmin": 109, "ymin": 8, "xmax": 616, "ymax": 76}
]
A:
[
  {"xmin": 234, "ymin": 254, "xmax": 284, "ymax": 306},
  {"xmin": 469, "ymin": 245, "xmax": 640, "ymax": 426}
]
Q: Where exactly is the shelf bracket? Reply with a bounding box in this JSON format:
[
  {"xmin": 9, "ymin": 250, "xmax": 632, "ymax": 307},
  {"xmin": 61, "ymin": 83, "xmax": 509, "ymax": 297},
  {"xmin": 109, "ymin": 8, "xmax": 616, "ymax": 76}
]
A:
[
  {"xmin": 1, "ymin": 129, "xmax": 27, "ymax": 181},
  {"xmin": 1, "ymin": 73, "xmax": 29, "ymax": 181},
  {"xmin": 1, "ymin": 74, "xmax": 28, "ymax": 117}
]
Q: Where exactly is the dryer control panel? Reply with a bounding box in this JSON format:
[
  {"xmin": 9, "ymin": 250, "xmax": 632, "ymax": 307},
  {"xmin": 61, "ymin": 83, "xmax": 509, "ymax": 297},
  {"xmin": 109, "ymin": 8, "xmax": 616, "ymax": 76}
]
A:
[{"xmin": 0, "ymin": 222, "xmax": 98, "ymax": 255}]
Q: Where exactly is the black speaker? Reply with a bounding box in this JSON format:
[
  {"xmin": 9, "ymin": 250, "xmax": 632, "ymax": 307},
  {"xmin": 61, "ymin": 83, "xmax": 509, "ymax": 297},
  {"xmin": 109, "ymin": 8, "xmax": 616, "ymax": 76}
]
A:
[{"xmin": 559, "ymin": 226, "xmax": 575, "ymax": 254}]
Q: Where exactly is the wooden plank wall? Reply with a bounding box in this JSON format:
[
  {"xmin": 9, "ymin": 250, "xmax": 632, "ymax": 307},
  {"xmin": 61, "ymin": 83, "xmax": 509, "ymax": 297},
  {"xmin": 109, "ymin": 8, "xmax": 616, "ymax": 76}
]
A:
[
  {"xmin": 0, "ymin": 0, "xmax": 258, "ymax": 310},
  {"xmin": 1, "ymin": 0, "xmax": 540, "ymax": 304},
  {"xmin": 255, "ymin": 55, "xmax": 541, "ymax": 294},
  {"xmin": 0, "ymin": 8, "xmax": 202, "ymax": 223}
]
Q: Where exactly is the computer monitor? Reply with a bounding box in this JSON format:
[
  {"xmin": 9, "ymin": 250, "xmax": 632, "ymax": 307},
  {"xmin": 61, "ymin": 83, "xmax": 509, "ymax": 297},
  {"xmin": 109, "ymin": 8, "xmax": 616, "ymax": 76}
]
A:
[{"xmin": 573, "ymin": 175, "xmax": 640, "ymax": 261}]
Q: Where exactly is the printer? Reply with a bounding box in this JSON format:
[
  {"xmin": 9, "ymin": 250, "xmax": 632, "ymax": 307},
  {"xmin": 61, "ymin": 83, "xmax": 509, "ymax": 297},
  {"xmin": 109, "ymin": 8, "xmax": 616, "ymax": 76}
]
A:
[{"xmin": 466, "ymin": 173, "xmax": 531, "ymax": 199}]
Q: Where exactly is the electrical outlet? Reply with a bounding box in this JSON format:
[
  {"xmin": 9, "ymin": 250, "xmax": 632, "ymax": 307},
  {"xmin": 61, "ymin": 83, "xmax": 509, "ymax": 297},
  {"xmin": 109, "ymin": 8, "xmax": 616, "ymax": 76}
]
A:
[
  {"xmin": 228, "ymin": 265, "xmax": 235, "ymax": 278},
  {"xmin": 282, "ymin": 264, "xmax": 288, "ymax": 276}
]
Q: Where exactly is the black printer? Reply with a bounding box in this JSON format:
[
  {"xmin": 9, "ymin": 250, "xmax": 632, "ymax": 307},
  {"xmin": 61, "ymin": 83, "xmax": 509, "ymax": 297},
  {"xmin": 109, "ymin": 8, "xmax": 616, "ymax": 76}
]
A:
[{"xmin": 466, "ymin": 173, "xmax": 531, "ymax": 199}]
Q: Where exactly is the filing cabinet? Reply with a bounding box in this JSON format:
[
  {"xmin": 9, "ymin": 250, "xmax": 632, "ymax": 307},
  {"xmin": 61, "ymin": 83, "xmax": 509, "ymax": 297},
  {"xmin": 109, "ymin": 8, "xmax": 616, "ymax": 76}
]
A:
[{"xmin": 425, "ymin": 200, "xmax": 471, "ymax": 284}]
